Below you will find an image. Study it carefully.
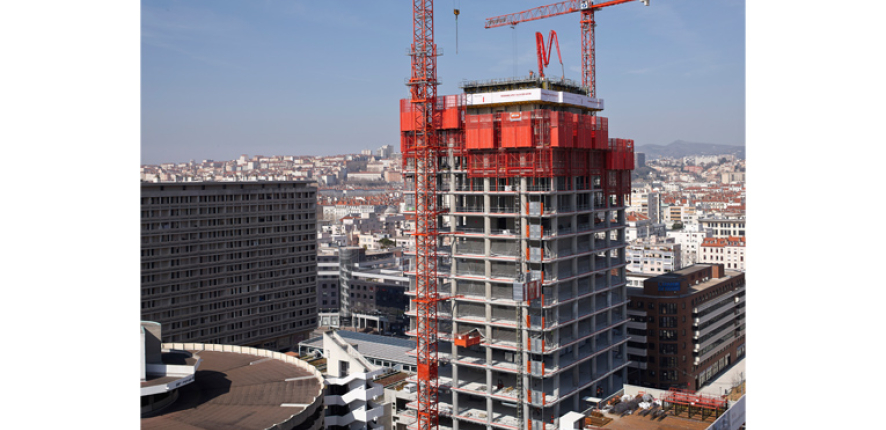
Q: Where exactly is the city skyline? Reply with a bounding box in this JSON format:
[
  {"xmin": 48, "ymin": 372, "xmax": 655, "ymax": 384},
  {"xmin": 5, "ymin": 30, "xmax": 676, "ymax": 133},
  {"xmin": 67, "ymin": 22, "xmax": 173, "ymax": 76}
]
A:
[{"xmin": 141, "ymin": 1, "xmax": 745, "ymax": 164}]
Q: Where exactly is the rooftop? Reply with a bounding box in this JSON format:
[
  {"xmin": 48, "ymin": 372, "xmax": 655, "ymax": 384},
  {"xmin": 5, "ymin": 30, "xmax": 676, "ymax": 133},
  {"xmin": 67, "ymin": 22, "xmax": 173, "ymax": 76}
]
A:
[
  {"xmin": 460, "ymin": 75, "xmax": 586, "ymax": 95},
  {"xmin": 598, "ymin": 410, "xmax": 715, "ymax": 430},
  {"xmin": 301, "ymin": 330, "xmax": 415, "ymax": 366},
  {"xmin": 141, "ymin": 349, "xmax": 322, "ymax": 430}
]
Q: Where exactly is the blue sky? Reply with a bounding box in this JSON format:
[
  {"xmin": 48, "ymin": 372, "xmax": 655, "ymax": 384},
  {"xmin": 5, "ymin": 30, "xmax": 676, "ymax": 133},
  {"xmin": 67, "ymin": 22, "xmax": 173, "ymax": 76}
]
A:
[{"xmin": 141, "ymin": 0, "xmax": 745, "ymax": 164}]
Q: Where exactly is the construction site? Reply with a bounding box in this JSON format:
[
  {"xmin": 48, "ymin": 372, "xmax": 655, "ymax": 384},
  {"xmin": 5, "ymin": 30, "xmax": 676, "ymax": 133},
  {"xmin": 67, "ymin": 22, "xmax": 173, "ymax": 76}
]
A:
[{"xmin": 397, "ymin": 2, "xmax": 743, "ymax": 430}]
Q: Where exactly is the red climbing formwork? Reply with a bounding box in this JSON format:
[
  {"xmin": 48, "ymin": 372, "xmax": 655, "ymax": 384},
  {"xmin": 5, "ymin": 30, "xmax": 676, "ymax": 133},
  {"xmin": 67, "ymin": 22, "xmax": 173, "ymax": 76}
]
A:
[
  {"xmin": 549, "ymin": 111, "xmax": 573, "ymax": 148},
  {"xmin": 400, "ymin": 95, "xmax": 465, "ymax": 132}
]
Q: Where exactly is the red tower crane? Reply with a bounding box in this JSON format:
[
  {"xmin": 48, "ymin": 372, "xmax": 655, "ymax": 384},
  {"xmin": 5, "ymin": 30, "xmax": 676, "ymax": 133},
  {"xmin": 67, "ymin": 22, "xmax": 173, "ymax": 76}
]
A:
[
  {"xmin": 408, "ymin": 2, "xmax": 441, "ymax": 430},
  {"xmin": 485, "ymin": 0, "xmax": 650, "ymax": 98}
]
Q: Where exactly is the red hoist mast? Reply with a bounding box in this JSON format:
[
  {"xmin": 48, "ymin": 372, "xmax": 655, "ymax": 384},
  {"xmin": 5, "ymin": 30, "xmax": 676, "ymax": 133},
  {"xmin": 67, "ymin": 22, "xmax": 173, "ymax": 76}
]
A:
[
  {"xmin": 485, "ymin": 0, "xmax": 650, "ymax": 98},
  {"xmin": 408, "ymin": 2, "xmax": 441, "ymax": 430}
]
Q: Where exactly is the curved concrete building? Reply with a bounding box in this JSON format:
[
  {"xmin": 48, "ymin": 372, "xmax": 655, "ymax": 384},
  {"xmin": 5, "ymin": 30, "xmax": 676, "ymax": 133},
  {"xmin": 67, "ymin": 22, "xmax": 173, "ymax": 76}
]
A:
[{"xmin": 141, "ymin": 322, "xmax": 324, "ymax": 430}]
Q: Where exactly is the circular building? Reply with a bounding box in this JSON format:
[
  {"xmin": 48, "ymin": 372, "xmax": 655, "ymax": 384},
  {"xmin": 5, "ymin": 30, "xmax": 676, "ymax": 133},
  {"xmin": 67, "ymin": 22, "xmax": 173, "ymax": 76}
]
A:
[{"xmin": 141, "ymin": 322, "xmax": 324, "ymax": 430}]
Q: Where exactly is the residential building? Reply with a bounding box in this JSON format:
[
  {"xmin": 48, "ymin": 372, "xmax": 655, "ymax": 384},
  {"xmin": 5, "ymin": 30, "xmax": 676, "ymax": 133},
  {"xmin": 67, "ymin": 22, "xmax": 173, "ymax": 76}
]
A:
[
  {"xmin": 626, "ymin": 236, "xmax": 682, "ymax": 274},
  {"xmin": 625, "ymin": 264, "xmax": 746, "ymax": 391},
  {"xmin": 699, "ymin": 215, "xmax": 746, "ymax": 238},
  {"xmin": 698, "ymin": 236, "xmax": 746, "ymax": 272},
  {"xmin": 321, "ymin": 331, "xmax": 391, "ymax": 430},
  {"xmin": 666, "ymin": 230, "xmax": 711, "ymax": 267},
  {"xmin": 720, "ymin": 171, "xmax": 745, "ymax": 183},
  {"xmin": 140, "ymin": 181, "xmax": 318, "ymax": 351},
  {"xmin": 626, "ymin": 211, "xmax": 666, "ymax": 242},
  {"xmin": 317, "ymin": 247, "xmax": 410, "ymax": 335}
]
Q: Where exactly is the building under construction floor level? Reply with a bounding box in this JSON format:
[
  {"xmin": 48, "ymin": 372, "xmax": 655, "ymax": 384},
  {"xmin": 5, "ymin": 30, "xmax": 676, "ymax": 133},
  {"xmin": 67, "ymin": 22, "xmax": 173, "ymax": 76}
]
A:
[{"xmin": 400, "ymin": 77, "xmax": 634, "ymax": 430}]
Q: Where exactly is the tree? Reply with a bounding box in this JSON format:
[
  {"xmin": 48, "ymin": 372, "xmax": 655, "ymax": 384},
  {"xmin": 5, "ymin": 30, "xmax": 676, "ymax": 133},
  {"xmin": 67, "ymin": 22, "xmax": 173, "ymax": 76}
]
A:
[
  {"xmin": 378, "ymin": 237, "xmax": 395, "ymax": 249},
  {"xmin": 671, "ymin": 221, "xmax": 684, "ymax": 231}
]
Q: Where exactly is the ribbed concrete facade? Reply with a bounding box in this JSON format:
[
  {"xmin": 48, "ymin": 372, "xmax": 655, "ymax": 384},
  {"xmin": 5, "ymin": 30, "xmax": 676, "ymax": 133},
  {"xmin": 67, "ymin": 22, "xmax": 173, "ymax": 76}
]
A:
[{"xmin": 140, "ymin": 181, "xmax": 318, "ymax": 351}]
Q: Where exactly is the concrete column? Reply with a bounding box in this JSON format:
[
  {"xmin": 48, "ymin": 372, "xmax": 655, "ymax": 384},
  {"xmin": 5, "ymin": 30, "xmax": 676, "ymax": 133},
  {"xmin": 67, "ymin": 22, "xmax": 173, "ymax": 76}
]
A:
[
  {"xmin": 453, "ymin": 361, "xmax": 460, "ymax": 388},
  {"xmin": 453, "ymin": 389, "xmax": 460, "ymax": 420}
]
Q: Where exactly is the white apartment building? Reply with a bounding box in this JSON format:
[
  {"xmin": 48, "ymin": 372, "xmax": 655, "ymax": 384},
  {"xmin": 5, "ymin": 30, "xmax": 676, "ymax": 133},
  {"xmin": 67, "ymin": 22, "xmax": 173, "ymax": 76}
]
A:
[
  {"xmin": 699, "ymin": 215, "xmax": 746, "ymax": 238},
  {"xmin": 666, "ymin": 230, "xmax": 711, "ymax": 266},
  {"xmin": 626, "ymin": 212, "xmax": 666, "ymax": 242},
  {"xmin": 626, "ymin": 236, "xmax": 682, "ymax": 274},
  {"xmin": 698, "ymin": 236, "xmax": 746, "ymax": 271},
  {"xmin": 322, "ymin": 330, "xmax": 392, "ymax": 430}
]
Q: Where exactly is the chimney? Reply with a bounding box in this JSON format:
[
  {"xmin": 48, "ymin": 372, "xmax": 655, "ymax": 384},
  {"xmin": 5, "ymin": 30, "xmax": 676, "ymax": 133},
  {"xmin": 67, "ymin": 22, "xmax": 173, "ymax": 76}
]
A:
[{"xmin": 711, "ymin": 263, "xmax": 725, "ymax": 279}]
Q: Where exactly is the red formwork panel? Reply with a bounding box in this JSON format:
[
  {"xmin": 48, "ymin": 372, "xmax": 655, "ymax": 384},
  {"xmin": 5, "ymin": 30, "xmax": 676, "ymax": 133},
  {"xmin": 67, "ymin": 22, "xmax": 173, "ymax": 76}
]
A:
[
  {"xmin": 550, "ymin": 111, "xmax": 573, "ymax": 148},
  {"xmin": 500, "ymin": 112, "xmax": 534, "ymax": 148},
  {"xmin": 499, "ymin": 112, "xmax": 516, "ymax": 148},
  {"xmin": 465, "ymin": 115, "xmax": 482, "ymax": 149},
  {"xmin": 400, "ymin": 96, "xmax": 465, "ymax": 131},
  {"xmin": 589, "ymin": 116, "xmax": 607, "ymax": 150},
  {"xmin": 466, "ymin": 114, "xmax": 496, "ymax": 149},
  {"xmin": 605, "ymin": 139, "xmax": 619, "ymax": 170},
  {"xmin": 484, "ymin": 114, "xmax": 498, "ymax": 149},
  {"xmin": 441, "ymin": 107, "xmax": 462, "ymax": 130},
  {"xmin": 532, "ymin": 109, "xmax": 550, "ymax": 148},
  {"xmin": 577, "ymin": 115, "xmax": 593, "ymax": 149},
  {"xmin": 624, "ymin": 139, "xmax": 635, "ymax": 170}
]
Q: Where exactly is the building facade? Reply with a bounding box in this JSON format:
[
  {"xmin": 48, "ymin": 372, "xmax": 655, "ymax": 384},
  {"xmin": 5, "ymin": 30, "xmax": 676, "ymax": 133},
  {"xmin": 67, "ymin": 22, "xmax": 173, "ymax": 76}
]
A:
[
  {"xmin": 141, "ymin": 181, "xmax": 318, "ymax": 351},
  {"xmin": 317, "ymin": 247, "xmax": 410, "ymax": 334},
  {"xmin": 666, "ymin": 230, "xmax": 711, "ymax": 267},
  {"xmin": 626, "ymin": 236, "xmax": 682, "ymax": 274},
  {"xmin": 322, "ymin": 331, "xmax": 390, "ymax": 430},
  {"xmin": 698, "ymin": 236, "xmax": 746, "ymax": 272},
  {"xmin": 699, "ymin": 215, "xmax": 746, "ymax": 238},
  {"xmin": 625, "ymin": 264, "xmax": 746, "ymax": 391}
]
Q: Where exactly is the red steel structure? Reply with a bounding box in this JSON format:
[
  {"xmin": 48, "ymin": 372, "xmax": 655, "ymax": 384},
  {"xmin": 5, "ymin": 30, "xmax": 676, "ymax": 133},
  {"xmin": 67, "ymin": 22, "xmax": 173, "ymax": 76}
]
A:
[
  {"xmin": 407, "ymin": 2, "xmax": 442, "ymax": 430},
  {"xmin": 485, "ymin": 0, "xmax": 650, "ymax": 98}
]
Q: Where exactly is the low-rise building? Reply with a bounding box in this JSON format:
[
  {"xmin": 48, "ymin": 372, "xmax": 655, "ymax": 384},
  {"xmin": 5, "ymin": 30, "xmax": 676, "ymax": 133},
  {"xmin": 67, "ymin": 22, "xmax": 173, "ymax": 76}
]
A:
[
  {"xmin": 321, "ymin": 331, "xmax": 391, "ymax": 430},
  {"xmin": 626, "ymin": 211, "xmax": 666, "ymax": 242},
  {"xmin": 666, "ymin": 230, "xmax": 711, "ymax": 267},
  {"xmin": 141, "ymin": 321, "xmax": 325, "ymax": 430},
  {"xmin": 699, "ymin": 215, "xmax": 745, "ymax": 238},
  {"xmin": 625, "ymin": 264, "xmax": 746, "ymax": 391},
  {"xmin": 626, "ymin": 236, "xmax": 682, "ymax": 274}
]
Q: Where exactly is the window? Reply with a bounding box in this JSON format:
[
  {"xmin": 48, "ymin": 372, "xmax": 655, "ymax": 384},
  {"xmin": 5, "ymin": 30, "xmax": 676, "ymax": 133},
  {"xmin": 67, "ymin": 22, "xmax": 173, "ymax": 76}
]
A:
[
  {"xmin": 659, "ymin": 343, "xmax": 678, "ymax": 355},
  {"xmin": 659, "ymin": 330, "xmax": 677, "ymax": 341},
  {"xmin": 660, "ymin": 316, "xmax": 677, "ymax": 328},
  {"xmin": 660, "ymin": 303, "xmax": 677, "ymax": 315}
]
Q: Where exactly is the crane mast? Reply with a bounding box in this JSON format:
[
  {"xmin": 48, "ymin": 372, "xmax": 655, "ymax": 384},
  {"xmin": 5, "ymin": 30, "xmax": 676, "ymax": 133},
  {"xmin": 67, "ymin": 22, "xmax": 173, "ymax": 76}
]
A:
[{"xmin": 408, "ymin": 2, "xmax": 441, "ymax": 430}]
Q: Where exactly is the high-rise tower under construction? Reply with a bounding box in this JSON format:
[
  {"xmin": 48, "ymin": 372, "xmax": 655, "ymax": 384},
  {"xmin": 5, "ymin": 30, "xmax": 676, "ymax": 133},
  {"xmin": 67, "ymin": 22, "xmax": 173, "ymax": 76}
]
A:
[{"xmin": 401, "ymin": 75, "xmax": 635, "ymax": 430}]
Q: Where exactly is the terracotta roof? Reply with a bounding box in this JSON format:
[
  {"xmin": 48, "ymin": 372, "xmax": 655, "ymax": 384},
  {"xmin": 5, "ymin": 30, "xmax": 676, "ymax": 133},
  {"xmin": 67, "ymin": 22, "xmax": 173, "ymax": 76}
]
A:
[{"xmin": 701, "ymin": 236, "xmax": 745, "ymax": 247}]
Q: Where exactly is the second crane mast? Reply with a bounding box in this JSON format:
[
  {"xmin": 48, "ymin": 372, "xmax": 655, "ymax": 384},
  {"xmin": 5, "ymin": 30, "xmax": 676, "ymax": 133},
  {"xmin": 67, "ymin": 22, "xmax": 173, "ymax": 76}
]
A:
[{"xmin": 485, "ymin": 0, "xmax": 650, "ymax": 98}]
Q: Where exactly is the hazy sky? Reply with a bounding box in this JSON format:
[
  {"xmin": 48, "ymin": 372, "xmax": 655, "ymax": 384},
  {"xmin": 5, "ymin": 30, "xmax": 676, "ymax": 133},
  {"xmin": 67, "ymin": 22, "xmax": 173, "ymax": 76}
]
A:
[{"xmin": 141, "ymin": 0, "xmax": 745, "ymax": 165}]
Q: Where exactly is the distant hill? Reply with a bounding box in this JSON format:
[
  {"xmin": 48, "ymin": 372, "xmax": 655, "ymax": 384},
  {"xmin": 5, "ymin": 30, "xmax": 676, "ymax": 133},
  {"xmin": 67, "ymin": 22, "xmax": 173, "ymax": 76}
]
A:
[{"xmin": 636, "ymin": 140, "xmax": 745, "ymax": 160}]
